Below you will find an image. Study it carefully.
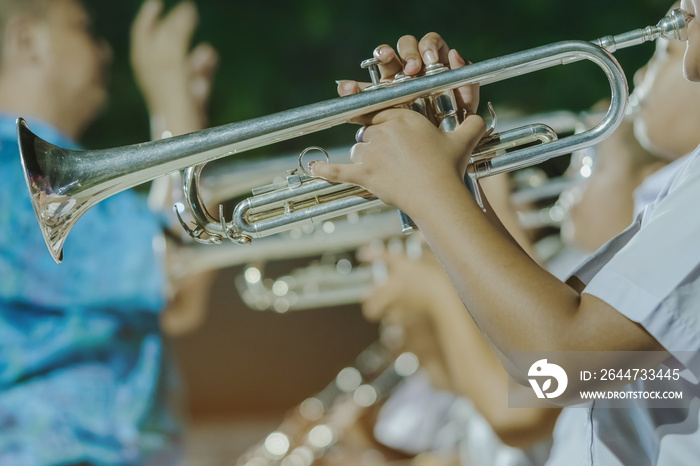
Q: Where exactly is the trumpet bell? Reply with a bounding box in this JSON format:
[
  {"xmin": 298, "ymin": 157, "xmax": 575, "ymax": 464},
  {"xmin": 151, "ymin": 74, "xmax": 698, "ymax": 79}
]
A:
[{"xmin": 17, "ymin": 118, "xmax": 89, "ymax": 263}]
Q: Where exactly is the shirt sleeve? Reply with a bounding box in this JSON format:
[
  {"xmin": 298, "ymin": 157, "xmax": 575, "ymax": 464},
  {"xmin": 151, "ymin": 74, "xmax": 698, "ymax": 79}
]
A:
[{"xmin": 580, "ymin": 152, "xmax": 700, "ymax": 380}]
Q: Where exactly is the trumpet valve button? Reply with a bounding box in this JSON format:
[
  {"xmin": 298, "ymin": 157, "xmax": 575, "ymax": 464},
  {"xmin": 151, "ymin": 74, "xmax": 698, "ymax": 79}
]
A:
[
  {"xmin": 360, "ymin": 57, "xmax": 382, "ymax": 85},
  {"xmin": 392, "ymin": 71, "xmax": 413, "ymax": 83},
  {"xmin": 424, "ymin": 63, "xmax": 449, "ymax": 75}
]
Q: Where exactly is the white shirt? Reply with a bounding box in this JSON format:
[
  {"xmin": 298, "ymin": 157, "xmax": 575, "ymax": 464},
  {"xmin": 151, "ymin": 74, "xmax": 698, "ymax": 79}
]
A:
[
  {"xmin": 374, "ymin": 372, "xmax": 547, "ymax": 465},
  {"xmin": 373, "ymin": 372, "xmax": 461, "ymax": 455},
  {"xmin": 547, "ymin": 146, "xmax": 700, "ymax": 465},
  {"xmin": 632, "ymin": 153, "xmax": 689, "ymax": 218},
  {"xmin": 547, "ymin": 148, "xmax": 700, "ymax": 466}
]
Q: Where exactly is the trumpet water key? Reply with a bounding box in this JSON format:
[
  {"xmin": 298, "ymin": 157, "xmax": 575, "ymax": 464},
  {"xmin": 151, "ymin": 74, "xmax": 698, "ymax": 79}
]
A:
[{"xmin": 17, "ymin": 9, "xmax": 687, "ymax": 262}]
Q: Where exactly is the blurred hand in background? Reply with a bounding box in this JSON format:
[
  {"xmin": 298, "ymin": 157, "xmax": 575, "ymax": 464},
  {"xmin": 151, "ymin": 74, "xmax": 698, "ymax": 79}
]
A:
[{"xmin": 131, "ymin": 0, "xmax": 219, "ymax": 139}]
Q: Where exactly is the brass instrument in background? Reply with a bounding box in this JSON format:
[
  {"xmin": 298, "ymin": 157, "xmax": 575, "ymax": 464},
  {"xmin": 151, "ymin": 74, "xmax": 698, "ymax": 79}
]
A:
[
  {"xmin": 234, "ymin": 235, "xmax": 423, "ymax": 313},
  {"xmin": 164, "ymin": 209, "xmax": 400, "ymax": 284},
  {"xmin": 235, "ymin": 343, "xmax": 419, "ymax": 466},
  {"xmin": 17, "ymin": 10, "xmax": 686, "ymax": 263},
  {"xmin": 235, "ymin": 258, "xmax": 374, "ymax": 314},
  {"xmin": 509, "ymin": 114, "xmax": 601, "ymax": 231}
]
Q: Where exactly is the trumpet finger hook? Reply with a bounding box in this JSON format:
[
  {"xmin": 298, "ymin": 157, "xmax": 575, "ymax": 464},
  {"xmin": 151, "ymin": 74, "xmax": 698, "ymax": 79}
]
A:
[{"xmin": 299, "ymin": 146, "xmax": 330, "ymax": 177}]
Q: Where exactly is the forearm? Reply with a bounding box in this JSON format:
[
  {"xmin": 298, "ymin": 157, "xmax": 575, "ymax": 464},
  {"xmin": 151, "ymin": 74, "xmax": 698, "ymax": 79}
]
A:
[
  {"xmin": 410, "ymin": 179, "xmax": 581, "ymax": 354},
  {"xmin": 479, "ymin": 175, "xmax": 538, "ymax": 261},
  {"xmin": 428, "ymin": 290, "xmax": 505, "ymax": 409}
]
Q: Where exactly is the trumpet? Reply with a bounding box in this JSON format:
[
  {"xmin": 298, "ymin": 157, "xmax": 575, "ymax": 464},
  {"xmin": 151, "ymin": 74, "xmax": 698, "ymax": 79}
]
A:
[
  {"xmin": 164, "ymin": 109, "xmax": 585, "ymax": 286},
  {"xmin": 234, "ymin": 235, "xmax": 422, "ymax": 313},
  {"xmin": 17, "ymin": 10, "xmax": 686, "ymax": 263},
  {"xmin": 235, "ymin": 260, "xmax": 374, "ymax": 314}
]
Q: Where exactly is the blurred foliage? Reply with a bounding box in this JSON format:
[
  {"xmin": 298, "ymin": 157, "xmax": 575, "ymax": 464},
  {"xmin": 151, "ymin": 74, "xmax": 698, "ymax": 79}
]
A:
[{"xmin": 84, "ymin": 0, "xmax": 676, "ymax": 156}]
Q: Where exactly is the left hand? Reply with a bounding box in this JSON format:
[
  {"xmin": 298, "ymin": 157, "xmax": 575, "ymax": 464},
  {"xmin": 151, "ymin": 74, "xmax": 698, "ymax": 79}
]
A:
[{"xmin": 311, "ymin": 109, "xmax": 486, "ymax": 217}]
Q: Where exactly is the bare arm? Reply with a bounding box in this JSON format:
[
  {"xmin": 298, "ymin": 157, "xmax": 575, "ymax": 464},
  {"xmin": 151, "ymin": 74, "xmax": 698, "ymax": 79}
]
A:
[
  {"xmin": 425, "ymin": 278, "xmax": 559, "ymax": 447},
  {"xmin": 363, "ymin": 251, "xmax": 558, "ymax": 446}
]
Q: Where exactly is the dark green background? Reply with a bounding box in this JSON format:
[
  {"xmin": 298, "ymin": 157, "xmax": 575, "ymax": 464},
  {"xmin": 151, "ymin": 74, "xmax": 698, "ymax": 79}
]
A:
[{"xmin": 84, "ymin": 0, "xmax": 677, "ymax": 154}]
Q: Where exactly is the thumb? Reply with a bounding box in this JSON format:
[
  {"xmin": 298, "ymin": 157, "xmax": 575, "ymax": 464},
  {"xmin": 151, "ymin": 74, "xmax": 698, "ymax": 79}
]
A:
[{"xmin": 451, "ymin": 114, "xmax": 487, "ymax": 155}]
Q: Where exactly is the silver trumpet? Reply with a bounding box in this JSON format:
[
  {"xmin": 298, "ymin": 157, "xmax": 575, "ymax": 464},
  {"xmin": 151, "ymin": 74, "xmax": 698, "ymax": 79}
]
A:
[
  {"xmin": 234, "ymin": 235, "xmax": 422, "ymax": 313},
  {"xmin": 235, "ymin": 259, "xmax": 374, "ymax": 314},
  {"xmin": 17, "ymin": 10, "xmax": 686, "ymax": 263}
]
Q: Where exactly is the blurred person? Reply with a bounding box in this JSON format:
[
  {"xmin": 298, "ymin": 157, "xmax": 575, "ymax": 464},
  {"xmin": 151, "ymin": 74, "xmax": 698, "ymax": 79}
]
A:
[
  {"xmin": 558, "ymin": 118, "xmax": 667, "ymax": 254},
  {"xmin": 546, "ymin": 9, "xmax": 700, "ymax": 464},
  {"xmin": 0, "ymin": 0, "xmax": 217, "ymax": 464},
  {"xmin": 628, "ymin": 22, "xmax": 700, "ymax": 209},
  {"xmin": 310, "ymin": 1, "xmax": 700, "ymax": 464},
  {"xmin": 561, "ymin": 25, "xmax": 700, "ymax": 254}
]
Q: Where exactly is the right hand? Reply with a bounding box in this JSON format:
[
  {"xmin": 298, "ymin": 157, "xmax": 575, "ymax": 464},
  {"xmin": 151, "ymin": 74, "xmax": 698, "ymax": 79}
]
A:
[
  {"xmin": 131, "ymin": 0, "xmax": 219, "ymax": 137},
  {"xmin": 310, "ymin": 108, "xmax": 486, "ymax": 217},
  {"xmin": 312, "ymin": 32, "xmax": 485, "ymax": 217}
]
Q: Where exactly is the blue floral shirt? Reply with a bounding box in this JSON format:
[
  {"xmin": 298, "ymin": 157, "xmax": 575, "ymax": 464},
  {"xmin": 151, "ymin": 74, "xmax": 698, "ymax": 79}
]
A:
[{"xmin": 0, "ymin": 115, "xmax": 181, "ymax": 465}]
